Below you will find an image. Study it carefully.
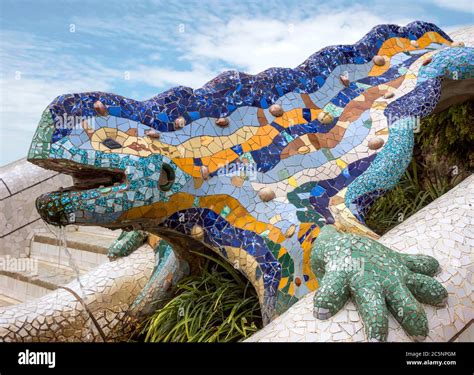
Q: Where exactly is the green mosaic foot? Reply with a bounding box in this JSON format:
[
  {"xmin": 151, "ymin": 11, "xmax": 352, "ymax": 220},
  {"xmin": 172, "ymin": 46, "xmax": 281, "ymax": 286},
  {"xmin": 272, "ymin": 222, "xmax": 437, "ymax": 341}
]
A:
[
  {"xmin": 107, "ymin": 230, "xmax": 148, "ymax": 259},
  {"xmin": 311, "ymin": 225, "xmax": 448, "ymax": 342}
]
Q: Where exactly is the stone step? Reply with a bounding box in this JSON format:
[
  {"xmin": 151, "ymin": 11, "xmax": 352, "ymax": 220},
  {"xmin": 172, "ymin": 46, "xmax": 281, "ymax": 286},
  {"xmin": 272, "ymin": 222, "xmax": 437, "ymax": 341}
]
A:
[
  {"xmin": 0, "ymin": 259, "xmax": 86, "ymax": 303},
  {"xmin": 73, "ymin": 225, "xmax": 121, "ymax": 237},
  {"xmin": 0, "ymin": 226, "xmax": 120, "ymax": 306},
  {"xmin": 33, "ymin": 230, "xmax": 117, "ymax": 253},
  {"xmin": 0, "ymin": 293, "xmax": 21, "ymax": 307},
  {"xmin": 30, "ymin": 230, "xmax": 117, "ymax": 270}
]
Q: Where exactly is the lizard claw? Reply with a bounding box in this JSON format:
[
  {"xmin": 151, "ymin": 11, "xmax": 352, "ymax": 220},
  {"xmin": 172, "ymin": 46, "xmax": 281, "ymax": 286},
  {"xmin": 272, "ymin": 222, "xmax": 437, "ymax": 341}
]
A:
[
  {"xmin": 313, "ymin": 307, "xmax": 332, "ymax": 320},
  {"xmin": 311, "ymin": 225, "xmax": 447, "ymax": 342}
]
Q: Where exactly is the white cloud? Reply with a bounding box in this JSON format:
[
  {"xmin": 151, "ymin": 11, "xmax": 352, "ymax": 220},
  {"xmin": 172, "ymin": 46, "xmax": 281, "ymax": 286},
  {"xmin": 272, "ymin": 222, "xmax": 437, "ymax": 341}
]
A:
[
  {"xmin": 119, "ymin": 7, "xmax": 410, "ymax": 89},
  {"xmin": 0, "ymin": 76, "xmax": 111, "ymax": 131},
  {"xmin": 68, "ymin": 3, "xmax": 411, "ymax": 82},
  {"xmin": 179, "ymin": 10, "xmax": 410, "ymax": 74},
  {"xmin": 431, "ymin": 0, "xmax": 474, "ymax": 13},
  {"xmin": 0, "ymin": 30, "xmax": 124, "ymax": 164},
  {"xmin": 130, "ymin": 64, "xmax": 217, "ymax": 91},
  {"xmin": 0, "ymin": 31, "xmax": 122, "ymax": 132},
  {"xmin": 0, "ymin": 74, "xmax": 116, "ymax": 165}
]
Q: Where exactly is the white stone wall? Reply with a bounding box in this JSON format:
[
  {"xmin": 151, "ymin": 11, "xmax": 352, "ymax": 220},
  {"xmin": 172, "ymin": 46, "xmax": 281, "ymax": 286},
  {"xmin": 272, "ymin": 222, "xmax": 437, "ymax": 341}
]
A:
[
  {"xmin": 449, "ymin": 26, "xmax": 473, "ymax": 48},
  {"xmin": 0, "ymin": 158, "xmax": 72, "ymax": 257}
]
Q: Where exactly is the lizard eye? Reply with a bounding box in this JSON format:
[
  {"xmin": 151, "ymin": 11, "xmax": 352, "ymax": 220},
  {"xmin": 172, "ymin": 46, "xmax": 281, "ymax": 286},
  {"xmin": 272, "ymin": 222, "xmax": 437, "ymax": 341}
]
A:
[
  {"xmin": 159, "ymin": 163, "xmax": 175, "ymax": 191},
  {"xmin": 102, "ymin": 137, "xmax": 122, "ymax": 149}
]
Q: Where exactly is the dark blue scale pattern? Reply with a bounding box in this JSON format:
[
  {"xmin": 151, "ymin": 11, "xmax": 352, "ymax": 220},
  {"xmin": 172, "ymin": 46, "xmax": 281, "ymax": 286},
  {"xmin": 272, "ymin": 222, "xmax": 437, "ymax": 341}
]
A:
[
  {"xmin": 163, "ymin": 208, "xmax": 281, "ymax": 306},
  {"xmin": 308, "ymin": 155, "xmax": 376, "ymax": 223},
  {"xmin": 186, "ymin": 54, "xmax": 427, "ymax": 176},
  {"xmin": 49, "ymin": 21, "xmax": 451, "ymax": 143},
  {"xmin": 385, "ymin": 77, "xmax": 442, "ymax": 119},
  {"xmin": 350, "ymin": 189, "xmax": 386, "ymax": 223}
]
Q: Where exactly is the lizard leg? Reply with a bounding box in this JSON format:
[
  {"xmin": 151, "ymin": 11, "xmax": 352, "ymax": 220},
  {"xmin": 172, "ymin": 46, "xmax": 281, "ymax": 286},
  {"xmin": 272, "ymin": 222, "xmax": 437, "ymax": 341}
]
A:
[
  {"xmin": 131, "ymin": 239, "xmax": 189, "ymax": 314},
  {"xmin": 107, "ymin": 230, "xmax": 148, "ymax": 259},
  {"xmin": 384, "ymin": 281, "xmax": 428, "ymax": 341}
]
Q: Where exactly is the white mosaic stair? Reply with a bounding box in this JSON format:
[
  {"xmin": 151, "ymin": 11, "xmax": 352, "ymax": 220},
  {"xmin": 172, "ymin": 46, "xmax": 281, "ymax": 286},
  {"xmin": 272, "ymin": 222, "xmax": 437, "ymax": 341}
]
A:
[
  {"xmin": 71, "ymin": 225, "xmax": 121, "ymax": 236},
  {"xmin": 0, "ymin": 158, "xmax": 121, "ymax": 307},
  {"xmin": 0, "ymin": 293, "xmax": 21, "ymax": 308},
  {"xmin": 0, "ymin": 226, "xmax": 118, "ymax": 306},
  {"xmin": 0, "ymin": 245, "xmax": 166, "ymax": 342},
  {"xmin": 0, "ymin": 260, "xmax": 82, "ymax": 302},
  {"xmin": 0, "ymin": 158, "xmax": 73, "ymax": 258},
  {"xmin": 30, "ymin": 227, "xmax": 118, "ymax": 270}
]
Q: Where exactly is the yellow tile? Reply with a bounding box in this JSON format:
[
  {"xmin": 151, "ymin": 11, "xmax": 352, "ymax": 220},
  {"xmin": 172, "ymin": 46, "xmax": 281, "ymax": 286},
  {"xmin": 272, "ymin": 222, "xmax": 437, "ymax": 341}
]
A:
[
  {"xmin": 288, "ymin": 177, "xmax": 298, "ymax": 187},
  {"xmin": 336, "ymin": 159, "xmax": 347, "ymax": 169}
]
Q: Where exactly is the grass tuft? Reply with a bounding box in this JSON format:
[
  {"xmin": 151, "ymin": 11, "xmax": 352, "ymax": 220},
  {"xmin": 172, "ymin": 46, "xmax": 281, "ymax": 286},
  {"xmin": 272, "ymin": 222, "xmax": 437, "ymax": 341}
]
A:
[
  {"xmin": 139, "ymin": 251, "xmax": 262, "ymax": 342},
  {"xmin": 364, "ymin": 159, "xmax": 464, "ymax": 235}
]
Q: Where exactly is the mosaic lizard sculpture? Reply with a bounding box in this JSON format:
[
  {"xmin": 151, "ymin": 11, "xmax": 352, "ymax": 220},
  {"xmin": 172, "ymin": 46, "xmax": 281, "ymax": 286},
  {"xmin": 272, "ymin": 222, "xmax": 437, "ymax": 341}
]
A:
[{"xmin": 27, "ymin": 21, "xmax": 473, "ymax": 341}]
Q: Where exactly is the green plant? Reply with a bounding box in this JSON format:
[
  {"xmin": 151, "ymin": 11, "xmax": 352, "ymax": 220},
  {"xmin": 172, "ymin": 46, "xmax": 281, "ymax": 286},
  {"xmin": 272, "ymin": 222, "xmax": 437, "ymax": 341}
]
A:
[
  {"xmin": 365, "ymin": 160, "xmax": 426, "ymax": 235},
  {"xmin": 365, "ymin": 158, "xmax": 466, "ymax": 235},
  {"xmin": 416, "ymin": 101, "xmax": 473, "ymax": 169},
  {"xmin": 139, "ymin": 251, "xmax": 262, "ymax": 342}
]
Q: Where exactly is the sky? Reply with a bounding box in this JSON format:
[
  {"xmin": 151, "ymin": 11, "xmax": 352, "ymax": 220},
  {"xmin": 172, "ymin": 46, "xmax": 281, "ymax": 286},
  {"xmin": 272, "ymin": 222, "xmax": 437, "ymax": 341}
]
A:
[{"xmin": 0, "ymin": 0, "xmax": 472, "ymax": 166}]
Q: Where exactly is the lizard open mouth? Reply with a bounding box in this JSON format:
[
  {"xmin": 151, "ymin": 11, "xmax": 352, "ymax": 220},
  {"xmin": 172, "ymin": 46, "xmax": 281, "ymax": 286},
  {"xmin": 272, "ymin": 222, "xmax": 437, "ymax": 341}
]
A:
[
  {"xmin": 30, "ymin": 158, "xmax": 127, "ymax": 192},
  {"xmin": 29, "ymin": 158, "xmax": 128, "ymax": 226},
  {"xmin": 30, "ymin": 157, "xmax": 177, "ymax": 226}
]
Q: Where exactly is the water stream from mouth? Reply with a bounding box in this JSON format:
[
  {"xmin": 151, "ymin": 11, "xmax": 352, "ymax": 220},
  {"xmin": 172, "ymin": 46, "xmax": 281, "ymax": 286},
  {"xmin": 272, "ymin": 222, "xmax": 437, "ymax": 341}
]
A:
[{"xmin": 43, "ymin": 222, "xmax": 94, "ymax": 341}]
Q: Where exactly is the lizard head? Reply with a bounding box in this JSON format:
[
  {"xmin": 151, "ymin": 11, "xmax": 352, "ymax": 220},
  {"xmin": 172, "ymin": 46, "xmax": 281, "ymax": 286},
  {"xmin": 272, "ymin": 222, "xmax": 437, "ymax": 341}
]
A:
[{"xmin": 28, "ymin": 93, "xmax": 191, "ymax": 229}]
